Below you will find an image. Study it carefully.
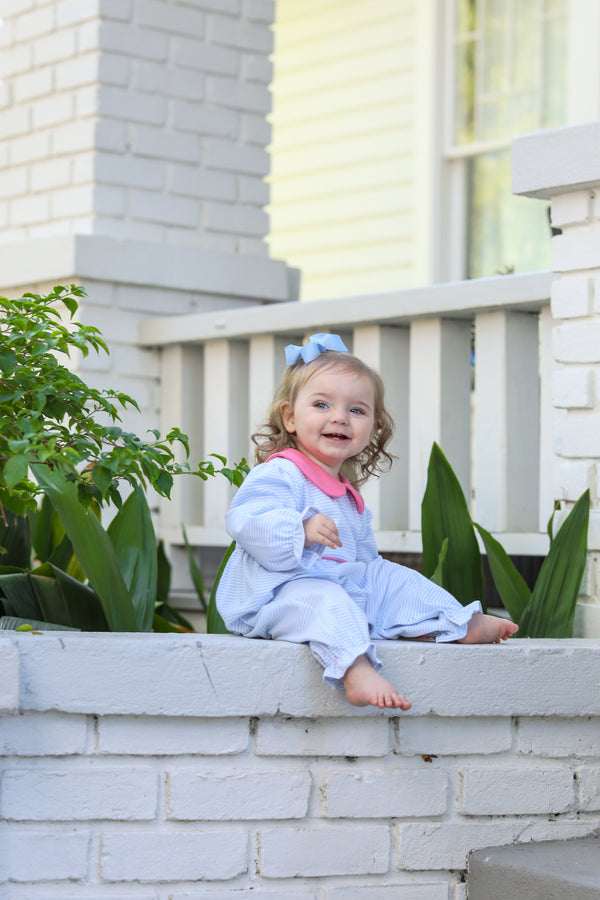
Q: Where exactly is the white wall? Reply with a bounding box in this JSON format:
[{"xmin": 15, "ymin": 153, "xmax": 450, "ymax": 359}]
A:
[{"xmin": 1, "ymin": 632, "xmax": 599, "ymax": 897}]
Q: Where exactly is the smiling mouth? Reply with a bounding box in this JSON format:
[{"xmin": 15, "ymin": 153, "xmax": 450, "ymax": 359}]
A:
[{"xmin": 324, "ymin": 433, "xmax": 349, "ymax": 441}]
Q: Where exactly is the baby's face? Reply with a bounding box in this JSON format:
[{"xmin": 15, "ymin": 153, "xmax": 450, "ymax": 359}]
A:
[{"xmin": 281, "ymin": 367, "xmax": 375, "ymax": 478}]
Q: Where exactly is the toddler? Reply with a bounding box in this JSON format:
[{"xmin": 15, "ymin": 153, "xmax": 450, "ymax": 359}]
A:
[{"xmin": 216, "ymin": 334, "xmax": 518, "ymax": 709}]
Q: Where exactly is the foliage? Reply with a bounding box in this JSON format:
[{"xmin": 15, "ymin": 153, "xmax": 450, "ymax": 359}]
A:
[
  {"xmin": 0, "ymin": 284, "xmax": 246, "ymax": 516},
  {"xmin": 422, "ymin": 443, "xmax": 589, "ymax": 638}
]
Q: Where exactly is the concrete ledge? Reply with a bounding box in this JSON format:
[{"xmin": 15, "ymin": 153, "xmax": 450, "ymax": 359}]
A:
[
  {"xmin": 5, "ymin": 633, "xmax": 600, "ymax": 718},
  {"xmin": 468, "ymin": 835, "xmax": 600, "ymax": 900},
  {"xmin": 0, "ymin": 235, "xmax": 294, "ymax": 302},
  {"xmin": 512, "ymin": 121, "xmax": 600, "ymax": 199}
]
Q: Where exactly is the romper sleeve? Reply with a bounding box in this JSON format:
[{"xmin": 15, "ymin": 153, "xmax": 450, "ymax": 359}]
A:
[
  {"xmin": 355, "ymin": 505, "xmax": 380, "ymax": 563},
  {"xmin": 225, "ymin": 462, "xmax": 316, "ymax": 571}
]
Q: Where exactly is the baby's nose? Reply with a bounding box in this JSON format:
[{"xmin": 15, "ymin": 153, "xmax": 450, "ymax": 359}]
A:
[{"xmin": 331, "ymin": 407, "xmax": 348, "ymax": 423}]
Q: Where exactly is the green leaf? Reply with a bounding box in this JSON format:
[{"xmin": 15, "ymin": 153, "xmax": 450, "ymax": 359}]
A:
[
  {"xmin": 33, "ymin": 464, "xmax": 138, "ymax": 631},
  {"xmin": 421, "ymin": 443, "xmax": 485, "ymax": 609},
  {"xmin": 0, "ymin": 509, "xmax": 31, "ymax": 569},
  {"xmin": 206, "ymin": 541, "xmax": 235, "ymax": 634},
  {"xmin": 107, "ymin": 486, "xmax": 157, "ymax": 633},
  {"xmin": 4, "ymin": 454, "xmax": 29, "ymax": 489},
  {"xmin": 517, "ymin": 490, "xmax": 590, "ymax": 638},
  {"xmin": 474, "ymin": 523, "xmax": 531, "ymax": 623},
  {"xmin": 430, "ymin": 538, "xmax": 448, "ymax": 588},
  {"xmin": 156, "ymin": 540, "xmax": 171, "ymax": 607},
  {"xmin": 0, "ymin": 350, "xmax": 17, "ymax": 372}
]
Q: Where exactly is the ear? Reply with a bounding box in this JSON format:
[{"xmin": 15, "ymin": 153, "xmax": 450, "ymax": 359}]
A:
[{"xmin": 280, "ymin": 401, "xmax": 295, "ymax": 434}]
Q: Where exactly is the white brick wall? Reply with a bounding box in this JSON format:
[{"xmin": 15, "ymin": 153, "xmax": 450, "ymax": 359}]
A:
[
  {"xmin": 0, "ymin": 0, "xmax": 274, "ymax": 252},
  {"xmin": 0, "ymin": 632, "xmax": 599, "ymax": 897}
]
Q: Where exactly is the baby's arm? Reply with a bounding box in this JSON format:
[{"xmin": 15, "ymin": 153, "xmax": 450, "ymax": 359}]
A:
[{"xmin": 303, "ymin": 513, "xmax": 342, "ymax": 550}]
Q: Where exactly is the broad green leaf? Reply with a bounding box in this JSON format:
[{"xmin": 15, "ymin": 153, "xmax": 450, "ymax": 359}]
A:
[
  {"xmin": 4, "ymin": 454, "xmax": 29, "ymax": 489},
  {"xmin": 517, "ymin": 490, "xmax": 589, "ymax": 638},
  {"xmin": 0, "ymin": 571, "xmax": 43, "ymax": 622},
  {"xmin": 430, "ymin": 538, "xmax": 448, "ymax": 588},
  {"xmin": 156, "ymin": 540, "xmax": 171, "ymax": 607},
  {"xmin": 206, "ymin": 541, "xmax": 235, "ymax": 635},
  {"xmin": 33, "ymin": 464, "xmax": 137, "ymax": 631},
  {"xmin": 0, "ymin": 615, "xmax": 79, "ymax": 632},
  {"xmin": 107, "ymin": 486, "xmax": 156, "ymax": 632},
  {"xmin": 421, "ymin": 443, "xmax": 485, "ymax": 609},
  {"xmin": 43, "ymin": 563, "xmax": 109, "ymax": 631},
  {"xmin": 0, "ymin": 509, "xmax": 31, "ymax": 569},
  {"xmin": 474, "ymin": 523, "xmax": 531, "ymax": 624},
  {"xmin": 31, "ymin": 494, "xmax": 54, "ymax": 562}
]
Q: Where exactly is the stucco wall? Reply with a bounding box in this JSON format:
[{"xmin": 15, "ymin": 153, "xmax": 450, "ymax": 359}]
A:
[{"xmin": 1, "ymin": 633, "xmax": 599, "ymax": 898}]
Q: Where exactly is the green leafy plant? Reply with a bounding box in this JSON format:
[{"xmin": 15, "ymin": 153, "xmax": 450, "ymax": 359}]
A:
[{"xmin": 422, "ymin": 443, "xmax": 589, "ymax": 638}]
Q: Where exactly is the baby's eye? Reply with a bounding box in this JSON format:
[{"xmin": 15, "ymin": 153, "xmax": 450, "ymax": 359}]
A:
[
  {"xmin": 314, "ymin": 400, "xmax": 328, "ymax": 409},
  {"xmin": 350, "ymin": 407, "xmax": 366, "ymax": 415}
]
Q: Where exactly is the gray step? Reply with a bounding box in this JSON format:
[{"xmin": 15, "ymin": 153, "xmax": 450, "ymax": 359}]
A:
[{"xmin": 468, "ymin": 836, "xmax": 600, "ymax": 900}]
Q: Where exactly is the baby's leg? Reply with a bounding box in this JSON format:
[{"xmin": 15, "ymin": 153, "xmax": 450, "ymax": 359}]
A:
[
  {"xmin": 343, "ymin": 654, "xmax": 411, "ymax": 709},
  {"xmin": 251, "ymin": 578, "xmax": 411, "ymax": 710},
  {"xmin": 458, "ymin": 612, "xmax": 518, "ymax": 644}
]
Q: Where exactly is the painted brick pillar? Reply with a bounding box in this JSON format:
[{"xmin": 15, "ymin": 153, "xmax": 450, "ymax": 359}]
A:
[{"xmin": 513, "ymin": 123, "xmax": 600, "ymax": 637}]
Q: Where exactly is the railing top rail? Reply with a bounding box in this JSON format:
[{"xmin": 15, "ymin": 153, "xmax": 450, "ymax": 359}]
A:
[{"xmin": 139, "ymin": 270, "xmax": 553, "ymax": 347}]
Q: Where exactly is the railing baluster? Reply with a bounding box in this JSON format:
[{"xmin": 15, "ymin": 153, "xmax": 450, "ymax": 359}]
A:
[
  {"xmin": 353, "ymin": 324, "xmax": 409, "ymax": 530},
  {"xmin": 538, "ymin": 305, "xmax": 554, "ymax": 531},
  {"xmin": 202, "ymin": 339, "xmax": 250, "ymax": 529},
  {"xmin": 474, "ymin": 311, "xmax": 540, "ymax": 531},
  {"xmin": 408, "ymin": 318, "xmax": 472, "ymax": 530}
]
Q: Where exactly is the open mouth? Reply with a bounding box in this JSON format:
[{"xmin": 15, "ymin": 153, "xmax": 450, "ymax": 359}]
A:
[{"xmin": 324, "ymin": 433, "xmax": 350, "ymax": 441}]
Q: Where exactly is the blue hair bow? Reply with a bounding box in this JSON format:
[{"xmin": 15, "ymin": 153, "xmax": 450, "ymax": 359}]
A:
[{"xmin": 284, "ymin": 333, "xmax": 348, "ymax": 365}]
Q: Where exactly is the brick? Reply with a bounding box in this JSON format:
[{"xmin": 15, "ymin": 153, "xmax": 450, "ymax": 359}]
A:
[
  {"xmin": 323, "ymin": 768, "xmax": 447, "ymax": 818},
  {"xmin": 0, "ymin": 829, "xmax": 89, "ymax": 881},
  {"xmin": 1, "ymin": 767, "xmax": 158, "ymax": 820},
  {"xmin": 2, "ymin": 0, "xmax": 35, "ymax": 17},
  {"xmin": 168, "ymin": 769, "xmax": 310, "ymax": 820},
  {"xmin": 100, "ymin": 0, "xmax": 134, "ymax": 20},
  {"xmin": 137, "ymin": 0, "xmax": 205, "ymax": 37},
  {"xmin": 95, "ymin": 152, "xmax": 165, "ymax": 189},
  {"xmin": 99, "ymin": 20, "xmax": 168, "ymax": 60},
  {"xmin": 76, "ymin": 84, "xmax": 98, "ymax": 117},
  {"xmin": 0, "ymin": 711, "xmax": 86, "ymax": 755},
  {"xmin": 0, "ymin": 43, "xmax": 33, "ymax": 77},
  {"xmin": 397, "ymin": 716, "xmax": 512, "ymax": 756},
  {"xmin": 552, "ymin": 229, "xmax": 600, "ymax": 273},
  {"xmin": 207, "ymin": 75, "xmax": 270, "ymax": 113},
  {"xmin": 555, "ymin": 410, "xmax": 600, "ymax": 457},
  {"xmin": 552, "ymin": 367, "xmax": 595, "ymax": 408},
  {"xmin": 589, "ymin": 510, "xmax": 600, "ymax": 551},
  {"xmin": 171, "ymin": 165, "xmax": 237, "ymax": 201},
  {"xmin": 51, "ymin": 119, "xmax": 96, "ymax": 154},
  {"xmin": 172, "ymin": 893, "xmax": 313, "ymax": 900},
  {"xmin": 131, "ymin": 189, "xmax": 198, "ymax": 227},
  {"xmin": 551, "ymin": 190, "xmax": 593, "ymax": 227},
  {"xmin": 98, "ymin": 715, "xmax": 249, "ymax": 754},
  {"xmin": 55, "ymin": 52, "xmax": 99, "ymax": 89},
  {"xmin": 205, "ymin": 201, "xmax": 268, "ymax": 236},
  {"xmin": 241, "ymin": 111, "xmax": 271, "ymax": 145},
  {"xmin": 460, "ymin": 767, "xmax": 574, "ymax": 815},
  {"xmin": 239, "ymin": 175, "xmax": 269, "ymax": 205},
  {"xmin": 1, "ymin": 106, "xmax": 31, "ymax": 140},
  {"xmin": 132, "ymin": 60, "xmax": 204, "ymax": 99},
  {"xmin": 32, "ymin": 92, "xmax": 74, "ymax": 129},
  {"xmin": 171, "ymin": 36, "xmax": 238, "ymax": 75},
  {"xmin": 239, "ymin": 235, "xmax": 268, "ymax": 256},
  {"xmin": 33, "ymin": 28, "xmax": 77, "ymax": 66},
  {"xmin": 0, "ymin": 167, "xmax": 28, "ymax": 200},
  {"xmin": 131, "ymin": 125, "xmax": 201, "ymax": 163},
  {"xmin": 551, "ymin": 275, "xmax": 592, "ymax": 318},
  {"xmin": 98, "ymin": 51, "xmax": 130, "ymax": 86},
  {"xmin": 204, "ymin": 137, "xmax": 269, "ymax": 175},
  {"xmin": 57, "ymin": 0, "xmax": 97, "ymax": 27},
  {"xmin": 95, "ymin": 120, "xmax": 128, "ymax": 153},
  {"xmin": 0, "ymin": 643, "xmax": 19, "ymax": 713},
  {"xmin": 15, "ymin": 6, "xmax": 54, "ymax": 42},
  {"xmin": 94, "ymin": 184, "xmax": 126, "ymax": 216},
  {"xmin": 13, "ymin": 67, "xmax": 53, "ymax": 103},
  {"xmin": 171, "ymin": 101, "xmax": 238, "ymax": 137},
  {"xmin": 242, "ymin": 52, "xmax": 273, "ymax": 83},
  {"xmin": 50, "ymin": 184, "xmax": 94, "ymax": 218},
  {"xmin": 518, "ymin": 717, "xmax": 600, "ymax": 757},
  {"xmin": 577, "ymin": 765, "xmax": 600, "ymax": 810},
  {"xmin": 209, "ymin": 13, "xmax": 273, "ymax": 53},
  {"xmin": 260, "ymin": 825, "xmax": 390, "ymax": 877},
  {"xmin": 553, "ymin": 454, "xmax": 597, "ymax": 503},
  {"xmin": 30, "ymin": 158, "xmax": 71, "ymax": 194},
  {"xmin": 10, "ymin": 193, "xmax": 50, "ymax": 225},
  {"xmin": 101, "ymin": 830, "xmax": 248, "ymax": 881},
  {"xmin": 98, "ymin": 85, "xmax": 167, "ymax": 124},
  {"xmin": 554, "ymin": 322, "xmax": 600, "ymax": 363},
  {"xmin": 73, "ymin": 150, "xmax": 95, "ymax": 183},
  {"xmin": 244, "ymin": 0, "xmax": 275, "ymax": 25},
  {"xmin": 255, "ymin": 716, "xmax": 389, "ymax": 757},
  {"xmin": 327, "ymin": 886, "xmax": 450, "ymax": 900}
]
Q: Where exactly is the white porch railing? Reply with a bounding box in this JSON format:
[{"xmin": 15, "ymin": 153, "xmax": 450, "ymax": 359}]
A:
[{"xmin": 139, "ymin": 269, "xmax": 554, "ymax": 557}]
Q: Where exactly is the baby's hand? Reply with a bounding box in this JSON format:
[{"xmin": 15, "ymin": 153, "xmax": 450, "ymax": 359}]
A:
[{"xmin": 303, "ymin": 513, "xmax": 342, "ymax": 550}]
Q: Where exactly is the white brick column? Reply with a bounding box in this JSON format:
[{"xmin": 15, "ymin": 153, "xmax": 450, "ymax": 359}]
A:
[{"xmin": 513, "ymin": 122, "xmax": 600, "ymax": 637}]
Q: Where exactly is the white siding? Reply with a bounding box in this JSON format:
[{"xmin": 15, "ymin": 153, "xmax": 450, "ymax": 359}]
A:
[{"xmin": 268, "ymin": 0, "xmax": 423, "ymax": 300}]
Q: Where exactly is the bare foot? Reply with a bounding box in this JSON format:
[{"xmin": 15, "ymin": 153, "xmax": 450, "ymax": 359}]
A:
[
  {"xmin": 343, "ymin": 655, "xmax": 411, "ymax": 710},
  {"xmin": 458, "ymin": 612, "xmax": 519, "ymax": 644}
]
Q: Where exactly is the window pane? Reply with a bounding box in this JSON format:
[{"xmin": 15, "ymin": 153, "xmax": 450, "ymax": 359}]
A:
[
  {"xmin": 513, "ymin": 3, "xmax": 538, "ymax": 91},
  {"xmin": 467, "ymin": 150, "xmax": 552, "ymax": 278},
  {"xmin": 456, "ymin": 0, "xmax": 477, "ymax": 35},
  {"xmin": 542, "ymin": 14, "xmax": 567, "ymax": 126},
  {"xmin": 454, "ymin": 39, "xmax": 476, "ymax": 143},
  {"xmin": 482, "ymin": 0, "xmax": 507, "ymax": 95}
]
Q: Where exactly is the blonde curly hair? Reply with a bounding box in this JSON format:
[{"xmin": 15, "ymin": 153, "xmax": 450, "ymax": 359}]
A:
[{"xmin": 251, "ymin": 350, "xmax": 394, "ymax": 488}]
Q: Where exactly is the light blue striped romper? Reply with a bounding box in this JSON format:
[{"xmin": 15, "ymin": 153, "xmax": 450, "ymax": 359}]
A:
[{"xmin": 216, "ymin": 449, "xmax": 481, "ymax": 687}]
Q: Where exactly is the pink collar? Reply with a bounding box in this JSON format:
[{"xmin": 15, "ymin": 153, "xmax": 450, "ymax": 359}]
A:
[{"xmin": 266, "ymin": 448, "xmax": 365, "ymax": 513}]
